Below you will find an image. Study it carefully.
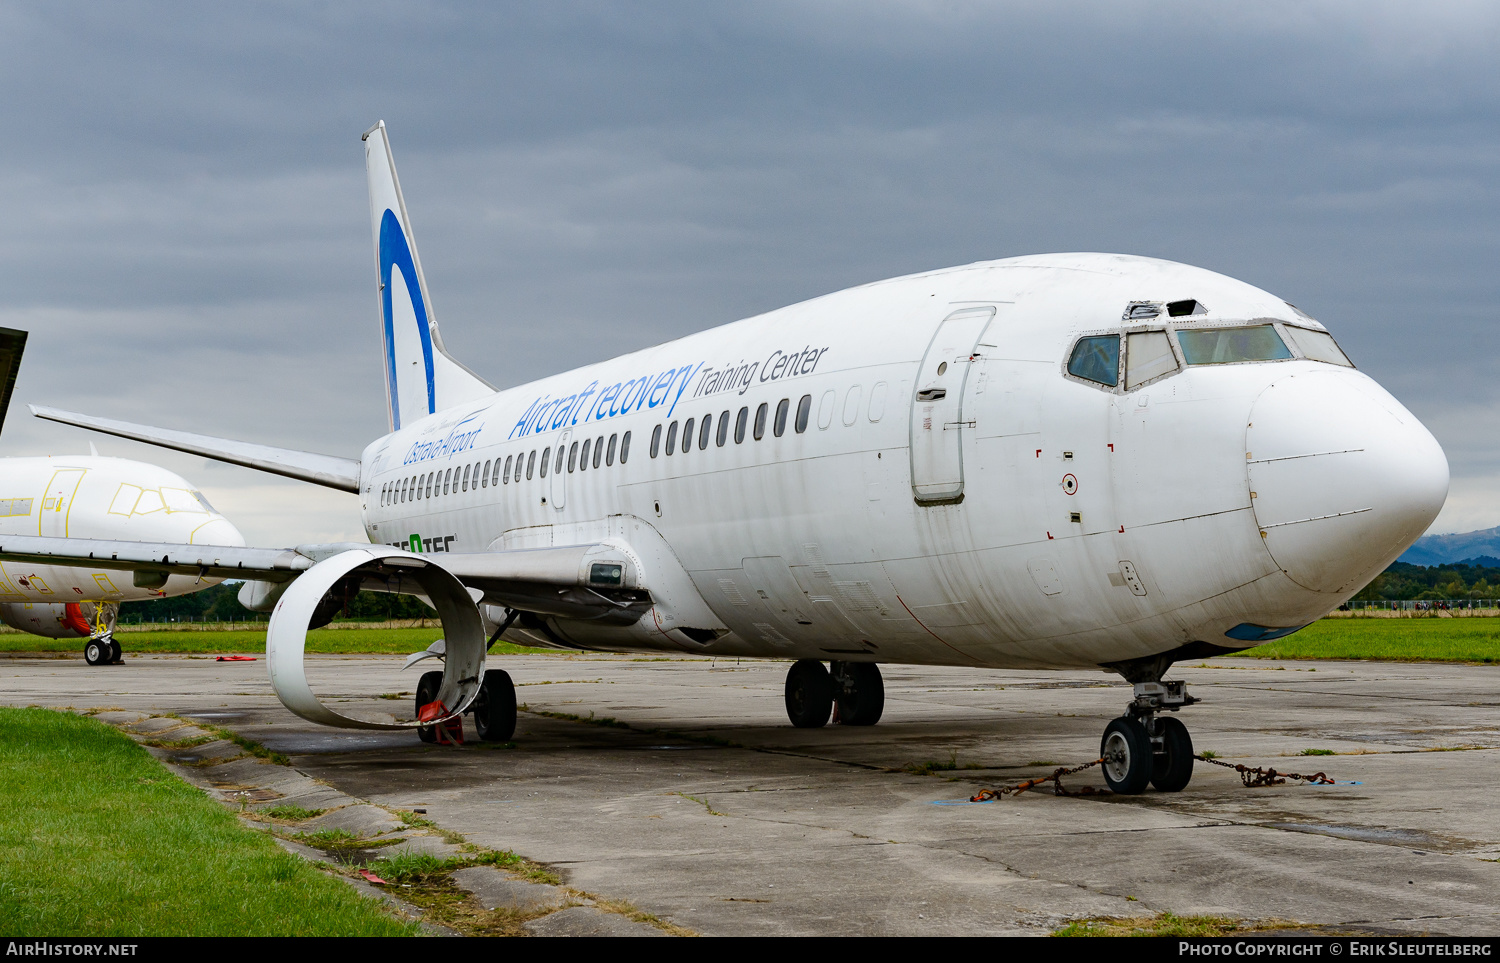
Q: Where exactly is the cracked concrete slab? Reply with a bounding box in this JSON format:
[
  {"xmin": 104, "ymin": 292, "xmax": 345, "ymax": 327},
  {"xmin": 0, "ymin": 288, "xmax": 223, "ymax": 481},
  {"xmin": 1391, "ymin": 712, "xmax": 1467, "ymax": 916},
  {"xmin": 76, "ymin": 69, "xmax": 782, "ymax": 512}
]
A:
[
  {"xmin": 523, "ymin": 906, "xmax": 666, "ymax": 937},
  {"xmin": 451, "ymin": 866, "xmax": 564, "ymax": 912},
  {"xmin": 9, "ymin": 652, "xmax": 1500, "ymax": 935},
  {"xmin": 303, "ymin": 804, "xmax": 404, "ymax": 837}
]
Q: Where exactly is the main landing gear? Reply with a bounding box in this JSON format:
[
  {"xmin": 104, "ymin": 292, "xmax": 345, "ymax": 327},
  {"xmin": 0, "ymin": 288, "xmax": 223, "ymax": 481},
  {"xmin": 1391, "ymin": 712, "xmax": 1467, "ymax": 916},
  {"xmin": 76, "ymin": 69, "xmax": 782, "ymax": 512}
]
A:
[
  {"xmin": 784, "ymin": 659, "xmax": 885, "ymax": 728},
  {"xmin": 415, "ymin": 668, "xmax": 516, "ymax": 744},
  {"xmin": 83, "ymin": 634, "xmax": 120, "ymax": 666},
  {"xmin": 1099, "ymin": 680, "xmax": 1196, "ymax": 795}
]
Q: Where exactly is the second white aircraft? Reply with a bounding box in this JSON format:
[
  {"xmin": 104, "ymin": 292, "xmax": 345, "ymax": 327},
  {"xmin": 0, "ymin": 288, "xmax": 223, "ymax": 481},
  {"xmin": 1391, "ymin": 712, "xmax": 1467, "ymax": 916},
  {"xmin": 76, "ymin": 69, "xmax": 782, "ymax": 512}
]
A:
[{"xmin": 17, "ymin": 122, "xmax": 1447, "ymax": 794}]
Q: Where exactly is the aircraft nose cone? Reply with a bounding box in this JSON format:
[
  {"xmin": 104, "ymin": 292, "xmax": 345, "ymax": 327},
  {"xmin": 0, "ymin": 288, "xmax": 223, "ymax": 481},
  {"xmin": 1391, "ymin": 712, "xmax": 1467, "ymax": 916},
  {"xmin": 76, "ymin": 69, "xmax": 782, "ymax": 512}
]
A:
[{"xmin": 1247, "ymin": 370, "xmax": 1448, "ymax": 594}]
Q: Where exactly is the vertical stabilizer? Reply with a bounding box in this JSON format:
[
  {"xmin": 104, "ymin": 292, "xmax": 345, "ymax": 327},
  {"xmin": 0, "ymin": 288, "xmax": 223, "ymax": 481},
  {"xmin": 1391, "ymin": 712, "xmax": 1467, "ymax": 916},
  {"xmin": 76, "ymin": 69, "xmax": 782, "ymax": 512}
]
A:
[{"xmin": 363, "ymin": 121, "xmax": 494, "ymax": 432}]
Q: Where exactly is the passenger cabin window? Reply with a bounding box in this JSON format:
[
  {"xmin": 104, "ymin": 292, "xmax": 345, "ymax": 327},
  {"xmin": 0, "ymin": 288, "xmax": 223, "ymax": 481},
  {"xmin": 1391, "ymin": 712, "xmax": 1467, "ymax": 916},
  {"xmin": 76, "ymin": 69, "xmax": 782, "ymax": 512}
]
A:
[
  {"xmin": 539, "ymin": 447, "xmax": 550, "ymax": 478},
  {"xmin": 650, "ymin": 424, "xmax": 662, "ymax": 458},
  {"xmin": 606, "ymin": 434, "xmax": 618, "ymax": 465},
  {"xmin": 698, "ymin": 414, "xmax": 711, "ymax": 450},
  {"xmin": 554, "ymin": 447, "xmax": 565, "ymax": 475},
  {"xmin": 795, "ymin": 394, "xmax": 812, "ymax": 433},
  {"xmin": 1125, "ymin": 330, "xmax": 1178, "ymax": 389},
  {"xmin": 569, "ymin": 441, "xmax": 580, "ymax": 472},
  {"xmin": 620, "ymin": 430, "xmax": 631, "ymax": 462},
  {"xmin": 735, "ymin": 407, "xmax": 749, "ymax": 443},
  {"xmin": 774, "ymin": 399, "xmax": 789, "ymax": 437},
  {"xmin": 1285, "ymin": 327, "xmax": 1354, "ymax": 367},
  {"xmin": 593, "ymin": 435, "xmax": 604, "ymax": 468},
  {"xmin": 503, "ymin": 455, "xmax": 512, "ymax": 484},
  {"xmin": 682, "ymin": 418, "xmax": 694, "ymax": 453},
  {"xmin": 666, "ymin": 421, "xmax": 678, "ymax": 455},
  {"xmin": 1177, "ymin": 325, "xmax": 1292, "ymax": 366},
  {"xmin": 754, "ymin": 403, "xmax": 768, "ymax": 440},
  {"xmin": 1068, "ymin": 335, "xmax": 1120, "ymax": 387},
  {"xmin": 717, "ymin": 411, "xmax": 730, "ymax": 447}
]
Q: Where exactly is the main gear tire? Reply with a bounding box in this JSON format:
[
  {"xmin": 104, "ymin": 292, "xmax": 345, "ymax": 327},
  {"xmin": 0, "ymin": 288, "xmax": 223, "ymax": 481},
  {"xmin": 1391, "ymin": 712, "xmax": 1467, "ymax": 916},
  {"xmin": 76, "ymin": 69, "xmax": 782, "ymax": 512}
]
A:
[
  {"xmin": 415, "ymin": 669, "xmax": 443, "ymax": 744},
  {"xmin": 784, "ymin": 659, "xmax": 833, "ymax": 728},
  {"xmin": 473, "ymin": 669, "xmax": 517, "ymax": 742}
]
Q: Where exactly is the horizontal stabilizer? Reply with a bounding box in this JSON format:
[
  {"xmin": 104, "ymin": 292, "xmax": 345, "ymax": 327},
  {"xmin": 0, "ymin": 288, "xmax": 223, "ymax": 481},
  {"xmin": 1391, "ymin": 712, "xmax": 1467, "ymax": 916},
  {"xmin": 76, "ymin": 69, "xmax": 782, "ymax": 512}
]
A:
[{"xmin": 30, "ymin": 406, "xmax": 361, "ymax": 493}]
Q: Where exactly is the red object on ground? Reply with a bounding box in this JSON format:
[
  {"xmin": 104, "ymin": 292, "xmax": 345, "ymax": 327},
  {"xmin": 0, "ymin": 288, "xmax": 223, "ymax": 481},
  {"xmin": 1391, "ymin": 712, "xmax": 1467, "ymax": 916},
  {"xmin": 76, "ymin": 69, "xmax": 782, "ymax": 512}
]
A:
[
  {"xmin": 62, "ymin": 603, "xmax": 91, "ymax": 636},
  {"xmin": 358, "ymin": 870, "xmax": 388, "ymax": 885},
  {"xmin": 215, "ymin": 655, "xmax": 257, "ymax": 662}
]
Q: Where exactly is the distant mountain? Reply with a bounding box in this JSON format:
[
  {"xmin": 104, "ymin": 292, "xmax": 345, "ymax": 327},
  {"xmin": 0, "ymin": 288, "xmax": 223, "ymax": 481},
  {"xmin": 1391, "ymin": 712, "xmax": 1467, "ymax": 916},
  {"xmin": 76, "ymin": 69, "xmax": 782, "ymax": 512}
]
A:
[{"xmin": 1399, "ymin": 527, "xmax": 1500, "ymax": 566}]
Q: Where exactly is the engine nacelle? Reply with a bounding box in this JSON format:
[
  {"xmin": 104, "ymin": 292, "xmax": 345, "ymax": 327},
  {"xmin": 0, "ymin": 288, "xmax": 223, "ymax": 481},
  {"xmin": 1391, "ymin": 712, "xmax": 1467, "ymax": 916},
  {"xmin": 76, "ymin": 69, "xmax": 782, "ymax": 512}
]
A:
[
  {"xmin": 265, "ymin": 547, "xmax": 486, "ymax": 730},
  {"xmin": 0, "ymin": 601, "xmax": 117, "ymax": 639}
]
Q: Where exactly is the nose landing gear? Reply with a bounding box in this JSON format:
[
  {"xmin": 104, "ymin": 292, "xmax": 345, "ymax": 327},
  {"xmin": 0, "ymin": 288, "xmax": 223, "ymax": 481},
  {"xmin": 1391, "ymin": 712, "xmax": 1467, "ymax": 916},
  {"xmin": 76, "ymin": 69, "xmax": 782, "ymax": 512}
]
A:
[{"xmin": 1100, "ymin": 680, "xmax": 1195, "ymax": 794}]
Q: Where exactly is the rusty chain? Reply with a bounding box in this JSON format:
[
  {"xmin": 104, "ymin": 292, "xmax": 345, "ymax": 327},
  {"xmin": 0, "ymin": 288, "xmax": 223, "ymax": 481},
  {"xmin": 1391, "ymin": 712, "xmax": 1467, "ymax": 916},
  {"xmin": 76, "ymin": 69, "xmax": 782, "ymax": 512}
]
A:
[
  {"xmin": 1195, "ymin": 754, "xmax": 1333, "ymax": 787},
  {"xmin": 967, "ymin": 753, "xmax": 1334, "ymax": 802}
]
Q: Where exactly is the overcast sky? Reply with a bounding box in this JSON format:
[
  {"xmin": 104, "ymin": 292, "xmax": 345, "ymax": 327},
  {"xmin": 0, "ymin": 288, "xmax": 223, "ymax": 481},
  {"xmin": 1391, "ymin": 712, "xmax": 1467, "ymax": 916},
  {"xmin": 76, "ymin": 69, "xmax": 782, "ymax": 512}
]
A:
[{"xmin": 1, "ymin": 1, "xmax": 1497, "ymax": 545}]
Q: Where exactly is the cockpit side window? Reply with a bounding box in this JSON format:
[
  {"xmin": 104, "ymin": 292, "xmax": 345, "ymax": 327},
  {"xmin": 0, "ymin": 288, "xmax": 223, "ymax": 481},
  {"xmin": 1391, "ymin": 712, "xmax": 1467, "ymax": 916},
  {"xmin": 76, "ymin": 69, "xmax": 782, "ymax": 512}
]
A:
[
  {"xmin": 1177, "ymin": 325, "xmax": 1292, "ymax": 365},
  {"xmin": 1125, "ymin": 330, "xmax": 1179, "ymax": 389},
  {"xmin": 1284, "ymin": 327, "xmax": 1354, "ymax": 367},
  {"xmin": 1067, "ymin": 335, "xmax": 1120, "ymax": 387}
]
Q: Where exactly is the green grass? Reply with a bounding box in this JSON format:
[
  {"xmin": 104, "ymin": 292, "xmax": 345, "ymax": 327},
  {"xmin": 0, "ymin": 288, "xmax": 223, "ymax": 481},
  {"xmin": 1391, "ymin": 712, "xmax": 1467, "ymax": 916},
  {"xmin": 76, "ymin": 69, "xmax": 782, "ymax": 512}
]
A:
[
  {"xmin": 1054, "ymin": 913, "xmax": 1265, "ymax": 937},
  {"xmin": 0, "ymin": 707, "xmax": 417, "ymax": 936},
  {"xmin": 1244, "ymin": 617, "xmax": 1500, "ymax": 663},
  {"xmin": 0, "ymin": 626, "xmax": 558, "ymax": 656}
]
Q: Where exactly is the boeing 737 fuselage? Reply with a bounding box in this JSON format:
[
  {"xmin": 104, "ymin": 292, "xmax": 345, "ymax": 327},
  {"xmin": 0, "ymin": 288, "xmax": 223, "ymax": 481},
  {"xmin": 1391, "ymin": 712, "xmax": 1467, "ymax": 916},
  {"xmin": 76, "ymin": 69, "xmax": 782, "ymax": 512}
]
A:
[{"xmin": 20, "ymin": 122, "xmax": 1447, "ymax": 794}]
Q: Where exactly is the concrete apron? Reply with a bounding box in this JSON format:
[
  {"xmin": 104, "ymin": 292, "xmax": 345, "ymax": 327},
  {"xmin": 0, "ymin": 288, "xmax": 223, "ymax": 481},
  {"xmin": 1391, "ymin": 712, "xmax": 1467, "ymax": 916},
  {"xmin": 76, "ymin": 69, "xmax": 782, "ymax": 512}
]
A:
[{"xmin": 5, "ymin": 651, "xmax": 1500, "ymax": 936}]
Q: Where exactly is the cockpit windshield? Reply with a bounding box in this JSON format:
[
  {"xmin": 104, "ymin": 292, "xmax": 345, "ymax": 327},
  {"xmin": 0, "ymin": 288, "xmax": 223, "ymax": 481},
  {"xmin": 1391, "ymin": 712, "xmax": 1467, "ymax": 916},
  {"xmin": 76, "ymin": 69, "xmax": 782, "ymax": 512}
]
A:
[{"xmin": 1176, "ymin": 325, "xmax": 1292, "ymax": 366}]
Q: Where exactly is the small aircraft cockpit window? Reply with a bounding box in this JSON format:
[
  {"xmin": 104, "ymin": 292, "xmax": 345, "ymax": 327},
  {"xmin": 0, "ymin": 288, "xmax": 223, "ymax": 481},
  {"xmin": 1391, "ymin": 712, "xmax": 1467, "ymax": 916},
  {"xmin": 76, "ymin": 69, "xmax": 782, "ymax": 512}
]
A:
[
  {"xmin": 1125, "ymin": 331, "xmax": 1178, "ymax": 389},
  {"xmin": 1285, "ymin": 327, "xmax": 1354, "ymax": 367},
  {"xmin": 192, "ymin": 491, "xmax": 216, "ymax": 513},
  {"xmin": 1177, "ymin": 325, "xmax": 1292, "ymax": 366},
  {"xmin": 1068, "ymin": 335, "xmax": 1120, "ymax": 387}
]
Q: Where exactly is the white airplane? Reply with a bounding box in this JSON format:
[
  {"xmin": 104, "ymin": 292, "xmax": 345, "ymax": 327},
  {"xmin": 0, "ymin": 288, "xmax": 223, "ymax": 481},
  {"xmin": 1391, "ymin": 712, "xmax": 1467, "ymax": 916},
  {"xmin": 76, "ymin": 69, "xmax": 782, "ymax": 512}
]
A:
[
  {"xmin": 0, "ymin": 329, "xmax": 246, "ymax": 663},
  {"xmin": 11, "ymin": 121, "xmax": 1447, "ymax": 794}
]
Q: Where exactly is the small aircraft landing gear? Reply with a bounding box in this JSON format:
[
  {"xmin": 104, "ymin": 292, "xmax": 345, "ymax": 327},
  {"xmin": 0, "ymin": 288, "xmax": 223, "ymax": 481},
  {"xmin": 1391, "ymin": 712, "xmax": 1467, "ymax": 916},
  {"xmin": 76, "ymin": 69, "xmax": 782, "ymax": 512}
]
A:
[
  {"xmin": 470, "ymin": 668, "xmax": 516, "ymax": 742},
  {"xmin": 1100, "ymin": 679, "xmax": 1195, "ymax": 794},
  {"xmin": 84, "ymin": 636, "xmax": 111, "ymax": 666}
]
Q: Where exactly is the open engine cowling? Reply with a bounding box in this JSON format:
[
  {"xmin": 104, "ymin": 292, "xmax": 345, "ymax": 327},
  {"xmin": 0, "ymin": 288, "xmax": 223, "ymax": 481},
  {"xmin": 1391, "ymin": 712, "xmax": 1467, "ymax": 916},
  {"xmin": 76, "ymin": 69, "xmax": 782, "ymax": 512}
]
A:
[{"xmin": 265, "ymin": 546, "xmax": 486, "ymax": 730}]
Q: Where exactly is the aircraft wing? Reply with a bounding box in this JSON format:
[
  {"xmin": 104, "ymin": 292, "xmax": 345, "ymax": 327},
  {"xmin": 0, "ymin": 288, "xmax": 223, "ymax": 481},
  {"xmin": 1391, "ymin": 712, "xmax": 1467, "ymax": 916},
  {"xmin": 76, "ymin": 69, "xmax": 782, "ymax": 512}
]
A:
[
  {"xmin": 0, "ymin": 536, "xmax": 651, "ymax": 622},
  {"xmin": 29, "ymin": 405, "xmax": 361, "ymax": 493}
]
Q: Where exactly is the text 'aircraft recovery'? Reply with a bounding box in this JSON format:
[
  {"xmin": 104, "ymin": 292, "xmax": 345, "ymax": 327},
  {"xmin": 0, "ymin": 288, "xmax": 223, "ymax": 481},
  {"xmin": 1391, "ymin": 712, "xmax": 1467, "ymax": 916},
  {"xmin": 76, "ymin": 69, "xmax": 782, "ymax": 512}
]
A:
[{"xmin": 19, "ymin": 121, "xmax": 1447, "ymax": 793}]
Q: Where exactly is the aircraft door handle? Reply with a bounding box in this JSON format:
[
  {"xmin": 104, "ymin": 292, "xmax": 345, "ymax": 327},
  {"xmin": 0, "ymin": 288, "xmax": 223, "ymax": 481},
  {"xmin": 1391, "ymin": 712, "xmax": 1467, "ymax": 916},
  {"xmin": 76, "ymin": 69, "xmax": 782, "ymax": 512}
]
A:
[{"xmin": 916, "ymin": 388, "xmax": 946, "ymax": 401}]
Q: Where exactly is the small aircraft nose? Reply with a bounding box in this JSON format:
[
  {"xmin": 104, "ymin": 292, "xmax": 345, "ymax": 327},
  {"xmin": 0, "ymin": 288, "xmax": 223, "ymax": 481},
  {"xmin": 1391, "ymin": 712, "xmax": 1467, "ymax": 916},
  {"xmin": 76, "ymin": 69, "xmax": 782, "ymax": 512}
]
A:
[
  {"xmin": 190, "ymin": 514, "xmax": 248, "ymax": 548},
  {"xmin": 1246, "ymin": 370, "xmax": 1448, "ymax": 595}
]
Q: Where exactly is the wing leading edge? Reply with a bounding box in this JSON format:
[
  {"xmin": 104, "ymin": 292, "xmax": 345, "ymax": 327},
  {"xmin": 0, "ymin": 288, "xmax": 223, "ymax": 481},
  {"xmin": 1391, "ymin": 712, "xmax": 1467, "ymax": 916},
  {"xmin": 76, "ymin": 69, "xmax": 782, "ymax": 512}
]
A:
[
  {"xmin": 29, "ymin": 406, "xmax": 361, "ymax": 493},
  {"xmin": 0, "ymin": 535, "xmax": 651, "ymax": 622}
]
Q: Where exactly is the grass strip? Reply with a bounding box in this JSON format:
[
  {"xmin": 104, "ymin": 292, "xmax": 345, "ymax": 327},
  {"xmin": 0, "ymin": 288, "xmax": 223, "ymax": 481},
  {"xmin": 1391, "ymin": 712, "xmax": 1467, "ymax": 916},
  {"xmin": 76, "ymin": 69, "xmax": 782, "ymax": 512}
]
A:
[
  {"xmin": 0, "ymin": 707, "xmax": 417, "ymax": 936},
  {"xmin": 1243, "ymin": 617, "xmax": 1500, "ymax": 663}
]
